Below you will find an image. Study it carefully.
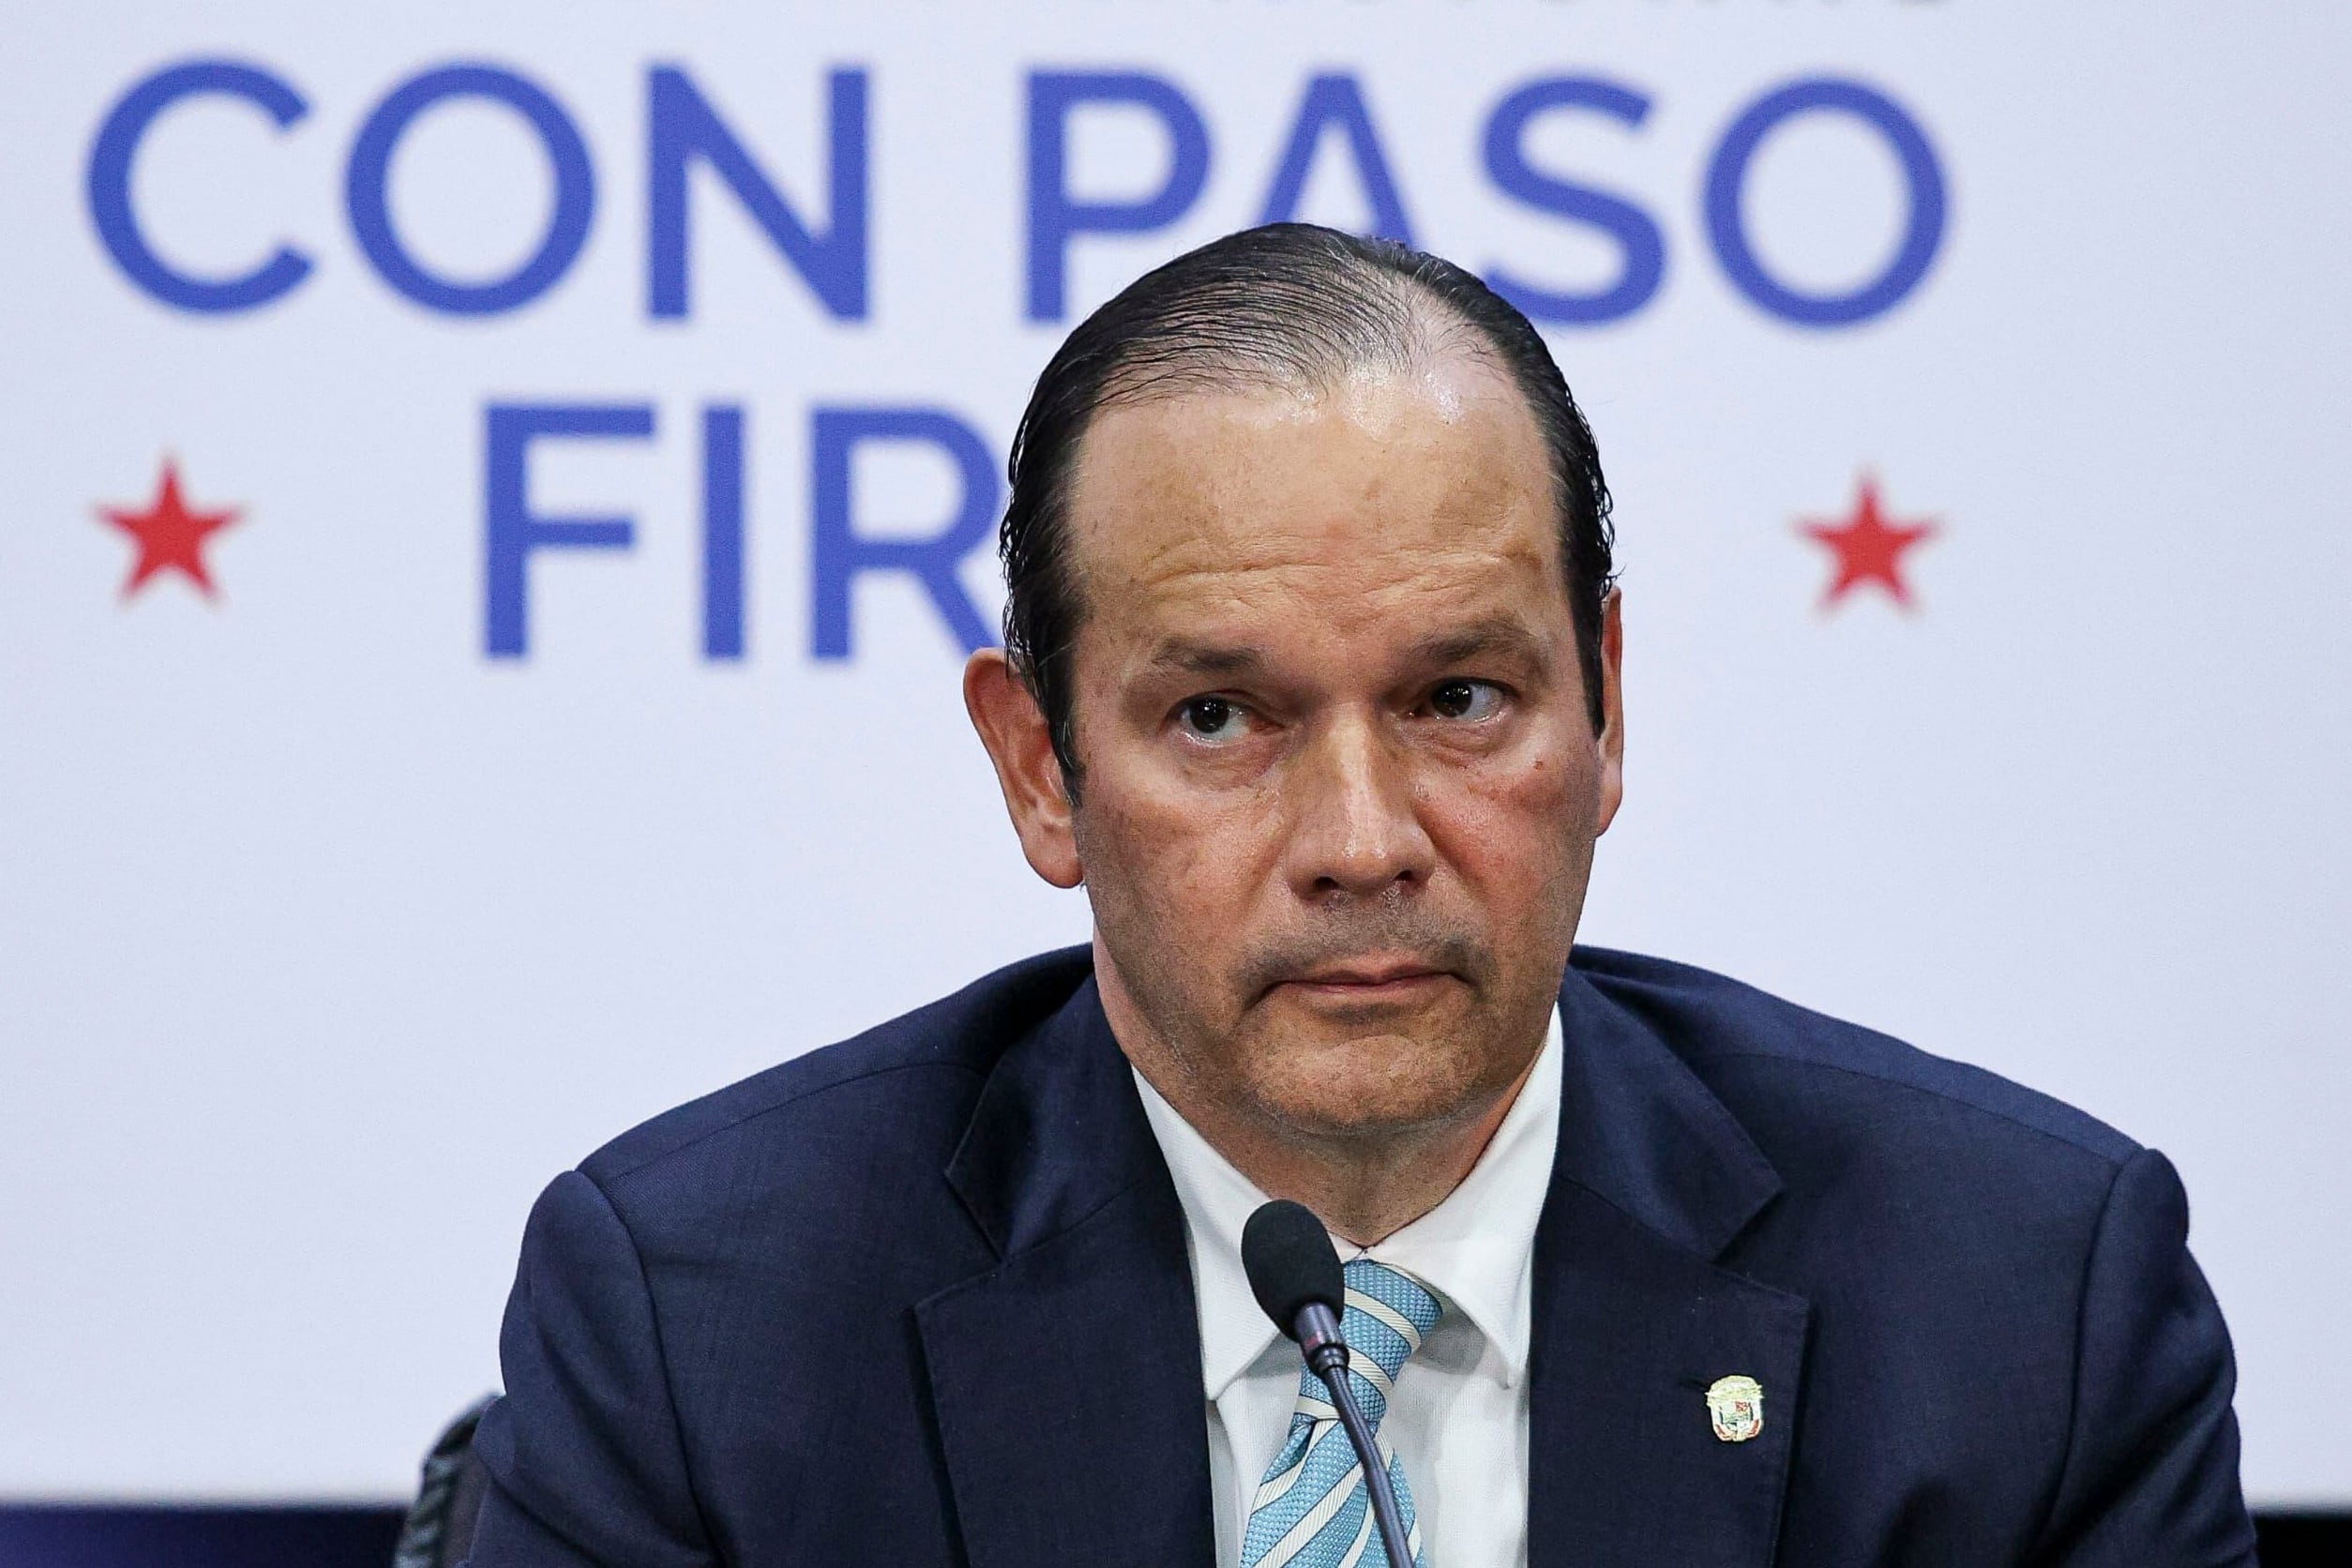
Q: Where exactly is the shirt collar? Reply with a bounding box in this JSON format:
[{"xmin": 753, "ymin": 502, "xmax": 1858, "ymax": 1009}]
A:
[{"xmin": 1134, "ymin": 1005, "xmax": 1563, "ymax": 1399}]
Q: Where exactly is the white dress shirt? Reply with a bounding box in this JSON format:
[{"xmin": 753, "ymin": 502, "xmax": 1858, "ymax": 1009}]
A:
[{"xmin": 1132, "ymin": 1007, "xmax": 1562, "ymax": 1568}]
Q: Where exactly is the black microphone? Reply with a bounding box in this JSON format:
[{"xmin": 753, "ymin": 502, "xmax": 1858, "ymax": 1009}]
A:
[{"xmin": 1241, "ymin": 1199, "xmax": 1415, "ymax": 1568}]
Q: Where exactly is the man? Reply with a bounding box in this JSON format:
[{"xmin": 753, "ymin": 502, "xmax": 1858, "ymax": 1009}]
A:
[{"xmin": 466, "ymin": 224, "xmax": 2253, "ymax": 1566}]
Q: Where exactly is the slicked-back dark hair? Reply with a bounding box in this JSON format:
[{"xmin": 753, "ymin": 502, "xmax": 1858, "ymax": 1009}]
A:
[{"xmin": 1000, "ymin": 221, "xmax": 1615, "ymax": 792}]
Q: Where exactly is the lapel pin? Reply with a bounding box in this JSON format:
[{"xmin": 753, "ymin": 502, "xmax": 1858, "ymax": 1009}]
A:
[{"xmin": 1706, "ymin": 1374, "xmax": 1764, "ymax": 1443}]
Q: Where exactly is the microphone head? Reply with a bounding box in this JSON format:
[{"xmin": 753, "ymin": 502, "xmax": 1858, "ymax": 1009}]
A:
[{"xmin": 1242, "ymin": 1199, "xmax": 1344, "ymax": 1341}]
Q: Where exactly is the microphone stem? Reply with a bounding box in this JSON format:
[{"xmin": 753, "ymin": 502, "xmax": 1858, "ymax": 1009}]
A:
[{"xmin": 1311, "ymin": 1359, "xmax": 1415, "ymax": 1568}]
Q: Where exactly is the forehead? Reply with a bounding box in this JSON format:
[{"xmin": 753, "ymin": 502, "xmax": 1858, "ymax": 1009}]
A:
[{"xmin": 1063, "ymin": 357, "xmax": 1563, "ymax": 640}]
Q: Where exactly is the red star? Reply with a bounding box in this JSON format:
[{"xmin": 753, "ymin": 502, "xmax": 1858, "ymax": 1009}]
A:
[
  {"xmin": 98, "ymin": 459, "xmax": 241, "ymax": 600},
  {"xmin": 1800, "ymin": 475, "xmax": 1937, "ymax": 611}
]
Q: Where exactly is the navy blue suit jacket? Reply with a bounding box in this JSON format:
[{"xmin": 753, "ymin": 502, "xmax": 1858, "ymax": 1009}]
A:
[{"xmin": 469, "ymin": 947, "xmax": 2253, "ymax": 1566}]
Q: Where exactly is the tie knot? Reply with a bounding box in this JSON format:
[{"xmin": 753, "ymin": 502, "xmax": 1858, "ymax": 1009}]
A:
[{"xmin": 1339, "ymin": 1257, "xmax": 1441, "ymax": 1386}]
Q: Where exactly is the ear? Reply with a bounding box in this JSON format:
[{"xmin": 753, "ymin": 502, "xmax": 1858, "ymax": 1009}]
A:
[
  {"xmin": 963, "ymin": 649, "xmax": 1083, "ymax": 888},
  {"xmin": 1592, "ymin": 589, "xmax": 1625, "ymax": 837}
]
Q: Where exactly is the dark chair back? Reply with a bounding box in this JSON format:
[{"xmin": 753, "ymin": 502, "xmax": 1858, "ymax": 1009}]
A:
[{"xmin": 391, "ymin": 1395, "xmax": 499, "ymax": 1568}]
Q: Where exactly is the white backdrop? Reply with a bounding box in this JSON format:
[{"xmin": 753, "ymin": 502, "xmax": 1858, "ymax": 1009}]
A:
[{"xmin": 2, "ymin": 0, "xmax": 2345, "ymax": 1507}]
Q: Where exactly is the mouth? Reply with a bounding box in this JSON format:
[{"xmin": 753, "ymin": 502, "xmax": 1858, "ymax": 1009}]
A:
[{"xmin": 1272, "ymin": 957, "xmax": 1455, "ymax": 1002}]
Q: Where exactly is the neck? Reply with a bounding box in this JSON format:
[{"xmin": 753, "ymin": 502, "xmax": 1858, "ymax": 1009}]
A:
[
  {"xmin": 1101, "ymin": 964, "xmax": 1545, "ymax": 1246},
  {"xmin": 1189, "ymin": 1078, "xmax": 1534, "ymax": 1247}
]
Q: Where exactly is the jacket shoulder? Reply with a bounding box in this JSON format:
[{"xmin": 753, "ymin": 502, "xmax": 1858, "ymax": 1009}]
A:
[
  {"xmin": 1571, "ymin": 944, "xmax": 2140, "ymax": 1168},
  {"xmin": 578, "ymin": 945, "xmax": 1094, "ymax": 1189}
]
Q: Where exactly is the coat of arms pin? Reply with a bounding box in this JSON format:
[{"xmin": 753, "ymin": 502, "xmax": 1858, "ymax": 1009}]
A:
[{"xmin": 1706, "ymin": 1374, "xmax": 1764, "ymax": 1443}]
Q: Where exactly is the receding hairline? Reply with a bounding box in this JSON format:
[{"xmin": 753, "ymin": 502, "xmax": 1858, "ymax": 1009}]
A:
[
  {"xmin": 1088, "ymin": 272, "xmax": 1515, "ymax": 414},
  {"xmin": 1057, "ymin": 313, "xmax": 1564, "ymax": 615}
]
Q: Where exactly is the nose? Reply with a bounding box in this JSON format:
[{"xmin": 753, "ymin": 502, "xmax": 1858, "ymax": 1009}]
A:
[{"xmin": 1282, "ymin": 711, "xmax": 1438, "ymax": 902}]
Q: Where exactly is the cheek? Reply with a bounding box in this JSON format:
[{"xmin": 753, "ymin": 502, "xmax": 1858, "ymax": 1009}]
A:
[
  {"xmin": 1429, "ymin": 737, "xmax": 1598, "ymax": 901},
  {"xmin": 1081, "ymin": 770, "xmax": 1282, "ymax": 926}
]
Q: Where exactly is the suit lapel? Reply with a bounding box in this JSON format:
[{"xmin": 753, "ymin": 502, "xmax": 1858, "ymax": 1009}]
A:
[
  {"xmin": 1527, "ymin": 965, "xmax": 1812, "ymax": 1568},
  {"xmin": 915, "ymin": 977, "xmax": 1216, "ymax": 1568}
]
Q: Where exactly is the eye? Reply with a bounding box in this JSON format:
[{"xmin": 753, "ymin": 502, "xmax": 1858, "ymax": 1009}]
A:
[
  {"xmin": 1426, "ymin": 679, "xmax": 1505, "ymax": 722},
  {"xmin": 1175, "ymin": 695, "xmax": 1251, "ymax": 743}
]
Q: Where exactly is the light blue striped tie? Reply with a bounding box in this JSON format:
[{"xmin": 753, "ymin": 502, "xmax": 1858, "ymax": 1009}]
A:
[{"xmin": 1241, "ymin": 1258, "xmax": 1441, "ymax": 1568}]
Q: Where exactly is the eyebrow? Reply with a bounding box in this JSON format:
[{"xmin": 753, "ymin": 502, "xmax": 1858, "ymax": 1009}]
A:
[
  {"xmin": 1140, "ymin": 616, "xmax": 1550, "ymax": 682},
  {"xmin": 1405, "ymin": 615, "xmax": 1551, "ymax": 673},
  {"xmin": 1143, "ymin": 639, "xmax": 1267, "ymax": 677}
]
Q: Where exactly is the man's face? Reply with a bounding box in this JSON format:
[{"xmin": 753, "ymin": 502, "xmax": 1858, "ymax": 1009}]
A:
[{"xmin": 1050, "ymin": 354, "xmax": 1622, "ymax": 1145}]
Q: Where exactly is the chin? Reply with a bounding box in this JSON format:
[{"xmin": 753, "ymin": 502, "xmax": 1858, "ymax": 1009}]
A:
[{"xmin": 1248, "ymin": 1036, "xmax": 1485, "ymax": 1141}]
